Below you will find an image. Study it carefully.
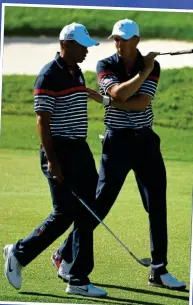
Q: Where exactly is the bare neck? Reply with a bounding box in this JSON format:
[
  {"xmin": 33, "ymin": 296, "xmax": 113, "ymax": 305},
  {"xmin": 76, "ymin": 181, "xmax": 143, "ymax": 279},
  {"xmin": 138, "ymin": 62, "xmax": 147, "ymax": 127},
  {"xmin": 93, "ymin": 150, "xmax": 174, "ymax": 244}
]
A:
[
  {"xmin": 60, "ymin": 49, "xmax": 76, "ymax": 67},
  {"xmin": 121, "ymin": 49, "xmax": 138, "ymax": 68}
]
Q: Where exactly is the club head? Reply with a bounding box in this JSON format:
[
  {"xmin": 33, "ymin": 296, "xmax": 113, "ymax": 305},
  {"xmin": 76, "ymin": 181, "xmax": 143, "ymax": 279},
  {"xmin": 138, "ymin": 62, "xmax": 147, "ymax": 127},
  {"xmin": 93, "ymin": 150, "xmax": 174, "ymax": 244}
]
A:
[{"xmin": 140, "ymin": 258, "xmax": 151, "ymax": 267}]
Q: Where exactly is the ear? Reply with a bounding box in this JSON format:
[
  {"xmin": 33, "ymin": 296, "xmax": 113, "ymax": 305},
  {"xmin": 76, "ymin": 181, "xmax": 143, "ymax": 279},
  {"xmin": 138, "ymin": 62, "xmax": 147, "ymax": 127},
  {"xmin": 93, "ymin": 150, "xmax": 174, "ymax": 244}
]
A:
[
  {"xmin": 60, "ymin": 40, "xmax": 68, "ymax": 49},
  {"xmin": 135, "ymin": 36, "xmax": 140, "ymax": 45}
]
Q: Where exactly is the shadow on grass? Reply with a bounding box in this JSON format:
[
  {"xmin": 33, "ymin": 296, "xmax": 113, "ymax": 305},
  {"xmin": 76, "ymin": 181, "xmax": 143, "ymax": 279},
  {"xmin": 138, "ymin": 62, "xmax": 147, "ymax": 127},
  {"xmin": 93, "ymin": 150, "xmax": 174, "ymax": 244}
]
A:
[
  {"xmin": 93, "ymin": 282, "xmax": 189, "ymax": 301},
  {"xmin": 20, "ymin": 289, "xmax": 188, "ymax": 305}
]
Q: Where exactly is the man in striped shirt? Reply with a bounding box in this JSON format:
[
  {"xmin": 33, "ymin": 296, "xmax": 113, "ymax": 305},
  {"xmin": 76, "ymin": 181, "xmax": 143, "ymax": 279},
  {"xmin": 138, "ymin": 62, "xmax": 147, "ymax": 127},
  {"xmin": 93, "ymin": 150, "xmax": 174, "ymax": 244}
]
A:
[
  {"xmin": 3, "ymin": 22, "xmax": 107, "ymax": 298},
  {"xmin": 95, "ymin": 19, "xmax": 186, "ymax": 289},
  {"xmin": 57, "ymin": 19, "xmax": 186, "ymax": 290}
]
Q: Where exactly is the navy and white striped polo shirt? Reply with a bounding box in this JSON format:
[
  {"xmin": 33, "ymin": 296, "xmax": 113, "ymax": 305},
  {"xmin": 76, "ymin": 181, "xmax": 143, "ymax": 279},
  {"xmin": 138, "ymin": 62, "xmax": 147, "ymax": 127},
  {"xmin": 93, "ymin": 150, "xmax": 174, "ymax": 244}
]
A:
[
  {"xmin": 34, "ymin": 52, "xmax": 88, "ymax": 139},
  {"xmin": 97, "ymin": 50, "xmax": 160, "ymax": 129}
]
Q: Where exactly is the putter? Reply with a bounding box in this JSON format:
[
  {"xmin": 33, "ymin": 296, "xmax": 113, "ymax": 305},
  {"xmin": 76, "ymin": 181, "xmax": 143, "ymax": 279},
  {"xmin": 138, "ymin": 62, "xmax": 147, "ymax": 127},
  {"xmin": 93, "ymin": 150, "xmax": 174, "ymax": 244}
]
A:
[
  {"xmin": 159, "ymin": 49, "xmax": 193, "ymax": 56},
  {"xmin": 72, "ymin": 191, "xmax": 151, "ymax": 267}
]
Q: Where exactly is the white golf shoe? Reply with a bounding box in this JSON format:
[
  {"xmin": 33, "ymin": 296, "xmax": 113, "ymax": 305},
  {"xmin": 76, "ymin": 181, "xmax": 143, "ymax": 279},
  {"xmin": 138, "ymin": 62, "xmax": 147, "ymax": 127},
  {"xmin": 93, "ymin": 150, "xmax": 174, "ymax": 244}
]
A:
[
  {"xmin": 66, "ymin": 283, "xmax": 108, "ymax": 297},
  {"xmin": 58, "ymin": 259, "xmax": 73, "ymax": 281},
  {"xmin": 148, "ymin": 267, "xmax": 186, "ymax": 290},
  {"xmin": 3, "ymin": 244, "xmax": 23, "ymax": 290},
  {"xmin": 51, "ymin": 250, "xmax": 72, "ymax": 281}
]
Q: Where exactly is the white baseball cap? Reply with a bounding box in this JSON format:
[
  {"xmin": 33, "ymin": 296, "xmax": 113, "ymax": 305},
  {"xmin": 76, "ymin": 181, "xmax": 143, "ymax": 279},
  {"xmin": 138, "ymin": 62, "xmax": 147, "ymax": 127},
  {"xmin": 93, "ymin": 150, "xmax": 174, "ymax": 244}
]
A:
[
  {"xmin": 59, "ymin": 22, "xmax": 99, "ymax": 47},
  {"xmin": 109, "ymin": 19, "xmax": 140, "ymax": 40}
]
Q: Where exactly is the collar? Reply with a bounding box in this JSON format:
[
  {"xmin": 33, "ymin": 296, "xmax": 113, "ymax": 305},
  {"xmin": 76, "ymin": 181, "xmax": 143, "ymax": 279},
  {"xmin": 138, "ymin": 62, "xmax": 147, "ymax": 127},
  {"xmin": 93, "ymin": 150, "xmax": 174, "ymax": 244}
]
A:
[
  {"xmin": 54, "ymin": 52, "xmax": 80, "ymax": 71},
  {"xmin": 115, "ymin": 49, "xmax": 144, "ymax": 73}
]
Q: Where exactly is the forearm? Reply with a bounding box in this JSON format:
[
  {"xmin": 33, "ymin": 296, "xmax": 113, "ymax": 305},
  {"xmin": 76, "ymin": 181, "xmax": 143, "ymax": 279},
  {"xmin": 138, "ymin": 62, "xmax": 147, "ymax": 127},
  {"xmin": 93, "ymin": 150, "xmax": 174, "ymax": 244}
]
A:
[
  {"xmin": 111, "ymin": 70, "xmax": 151, "ymax": 101},
  {"xmin": 37, "ymin": 115, "xmax": 57, "ymax": 162},
  {"xmin": 110, "ymin": 94, "xmax": 151, "ymax": 112}
]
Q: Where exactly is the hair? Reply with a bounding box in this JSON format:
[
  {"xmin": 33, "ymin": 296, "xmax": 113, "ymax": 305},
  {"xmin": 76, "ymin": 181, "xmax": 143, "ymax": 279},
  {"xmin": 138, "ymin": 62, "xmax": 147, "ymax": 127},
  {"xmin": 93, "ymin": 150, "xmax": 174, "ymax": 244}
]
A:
[
  {"xmin": 60, "ymin": 40, "xmax": 77, "ymax": 48},
  {"xmin": 59, "ymin": 40, "xmax": 65, "ymax": 48}
]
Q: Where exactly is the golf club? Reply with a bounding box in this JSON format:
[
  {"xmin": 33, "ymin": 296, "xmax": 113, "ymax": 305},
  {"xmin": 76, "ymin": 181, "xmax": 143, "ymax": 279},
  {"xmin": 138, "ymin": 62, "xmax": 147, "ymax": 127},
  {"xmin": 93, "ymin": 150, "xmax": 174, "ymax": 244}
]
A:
[
  {"xmin": 71, "ymin": 190, "xmax": 151, "ymax": 267},
  {"xmin": 159, "ymin": 49, "xmax": 193, "ymax": 56}
]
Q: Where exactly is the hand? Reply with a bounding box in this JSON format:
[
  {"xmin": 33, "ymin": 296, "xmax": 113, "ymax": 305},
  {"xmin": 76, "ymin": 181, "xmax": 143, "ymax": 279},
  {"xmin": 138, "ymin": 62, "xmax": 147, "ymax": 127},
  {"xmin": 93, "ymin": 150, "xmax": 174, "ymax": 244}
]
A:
[
  {"xmin": 87, "ymin": 88, "xmax": 103, "ymax": 103},
  {"xmin": 143, "ymin": 52, "xmax": 160, "ymax": 73},
  {"xmin": 48, "ymin": 160, "xmax": 63, "ymax": 184}
]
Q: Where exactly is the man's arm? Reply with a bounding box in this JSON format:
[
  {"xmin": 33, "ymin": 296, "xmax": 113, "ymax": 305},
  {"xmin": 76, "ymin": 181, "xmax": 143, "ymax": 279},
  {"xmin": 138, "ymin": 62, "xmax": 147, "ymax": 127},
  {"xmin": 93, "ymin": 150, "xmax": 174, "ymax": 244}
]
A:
[
  {"xmin": 94, "ymin": 52, "xmax": 160, "ymax": 111},
  {"xmin": 87, "ymin": 88, "xmax": 151, "ymax": 112},
  {"xmin": 36, "ymin": 111, "xmax": 63, "ymax": 183},
  {"xmin": 34, "ymin": 74, "xmax": 63, "ymax": 183},
  {"xmin": 36, "ymin": 111, "xmax": 57, "ymax": 162},
  {"xmin": 107, "ymin": 52, "xmax": 160, "ymax": 102},
  {"xmin": 110, "ymin": 94, "xmax": 152, "ymax": 112}
]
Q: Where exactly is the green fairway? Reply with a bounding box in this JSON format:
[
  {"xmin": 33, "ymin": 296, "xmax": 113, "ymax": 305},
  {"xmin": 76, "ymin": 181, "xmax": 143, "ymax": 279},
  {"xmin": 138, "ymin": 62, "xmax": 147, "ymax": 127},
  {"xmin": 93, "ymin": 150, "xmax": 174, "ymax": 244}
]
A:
[
  {"xmin": 4, "ymin": 6, "xmax": 193, "ymax": 41},
  {"xmin": 0, "ymin": 149, "xmax": 191, "ymax": 304},
  {"xmin": 0, "ymin": 113, "xmax": 192, "ymax": 305}
]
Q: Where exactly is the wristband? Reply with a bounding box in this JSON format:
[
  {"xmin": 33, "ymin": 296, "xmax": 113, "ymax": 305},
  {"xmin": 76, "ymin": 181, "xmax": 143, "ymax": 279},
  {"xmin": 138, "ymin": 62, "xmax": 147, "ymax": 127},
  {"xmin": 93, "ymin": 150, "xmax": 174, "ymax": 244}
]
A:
[{"xmin": 102, "ymin": 95, "xmax": 111, "ymax": 106}]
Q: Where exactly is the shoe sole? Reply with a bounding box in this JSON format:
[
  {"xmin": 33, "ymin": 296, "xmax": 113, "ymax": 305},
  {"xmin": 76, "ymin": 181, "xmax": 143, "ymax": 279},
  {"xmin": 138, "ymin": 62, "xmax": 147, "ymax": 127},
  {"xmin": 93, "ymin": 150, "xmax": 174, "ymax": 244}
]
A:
[
  {"xmin": 3, "ymin": 245, "xmax": 12, "ymax": 283},
  {"xmin": 3, "ymin": 244, "xmax": 12, "ymax": 259},
  {"xmin": 58, "ymin": 273, "xmax": 68, "ymax": 282},
  {"xmin": 3, "ymin": 246, "xmax": 7, "ymax": 259},
  {"xmin": 148, "ymin": 281, "xmax": 186, "ymax": 290},
  {"xmin": 66, "ymin": 287, "xmax": 107, "ymax": 297},
  {"xmin": 3, "ymin": 245, "xmax": 21, "ymax": 290}
]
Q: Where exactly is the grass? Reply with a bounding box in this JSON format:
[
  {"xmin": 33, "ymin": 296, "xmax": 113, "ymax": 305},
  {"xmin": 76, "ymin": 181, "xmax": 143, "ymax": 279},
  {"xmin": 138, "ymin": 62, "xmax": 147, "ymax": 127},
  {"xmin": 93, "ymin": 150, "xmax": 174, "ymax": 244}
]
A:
[
  {"xmin": 0, "ymin": 149, "xmax": 191, "ymax": 304},
  {"xmin": 4, "ymin": 6, "xmax": 193, "ymax": 41},
  {"xmin": 0, "ymin": 68, "xmax": 192, "ymax": 304},
  {"xmin": 1, "ymin": 115, "xmax": 193, "ymax": 162},
  {"xmin": 2, "ymin": 68, "xmax": 193, "ymax": 130},
  {"xmin": 0, "ymin": 114, "xmax": 192, "ymax": 304}
]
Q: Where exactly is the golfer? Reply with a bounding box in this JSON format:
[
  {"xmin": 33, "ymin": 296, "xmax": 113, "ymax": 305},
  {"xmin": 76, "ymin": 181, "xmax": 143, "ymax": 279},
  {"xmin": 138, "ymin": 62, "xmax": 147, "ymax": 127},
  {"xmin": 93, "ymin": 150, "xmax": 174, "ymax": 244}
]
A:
[
  {"xmin": 95, "ymin": 18, "xmax": 186, "ymax": 289},
  {"xmin": 53, "ymin": 19, "xmax": 186, "ymax": 290},
  {"xmin": 3, "ymin": 22, "xmax": 107, "ymax": 298}
]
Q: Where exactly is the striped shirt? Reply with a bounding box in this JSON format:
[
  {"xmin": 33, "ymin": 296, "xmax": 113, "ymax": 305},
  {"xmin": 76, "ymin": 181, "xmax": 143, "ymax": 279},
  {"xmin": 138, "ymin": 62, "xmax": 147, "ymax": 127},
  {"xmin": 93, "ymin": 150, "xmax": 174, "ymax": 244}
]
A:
[
  {"xmin": 34, "ymin": 52, "xmax": 88, "ymax": 139},
  {"xmin": 97, "ymin": 51, "xmax": 160, "ymax": 129}
]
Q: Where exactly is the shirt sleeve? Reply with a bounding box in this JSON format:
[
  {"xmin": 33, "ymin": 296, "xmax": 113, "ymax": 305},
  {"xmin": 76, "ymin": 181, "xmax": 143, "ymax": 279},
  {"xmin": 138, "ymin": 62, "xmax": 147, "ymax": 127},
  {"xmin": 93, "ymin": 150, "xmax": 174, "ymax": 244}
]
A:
[
  {"xmin": 34, "ymin": 74, "xmax": 56, "ymax": 113},
  {"xmin": 137, "ymin": 60, "xmax": 161, "ymax": 99},
  {"xmin": 96, "ymin": 60, "xmax": 120, "ymax": 95}
]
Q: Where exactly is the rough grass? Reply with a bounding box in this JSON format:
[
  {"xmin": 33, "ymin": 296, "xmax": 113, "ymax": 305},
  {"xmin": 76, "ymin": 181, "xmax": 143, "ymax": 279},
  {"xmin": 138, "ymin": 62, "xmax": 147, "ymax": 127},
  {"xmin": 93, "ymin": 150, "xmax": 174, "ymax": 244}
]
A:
[
  {"xmin": 2, "ymin": 68, "xmax": 193, "ymax": 129},
  {"xmin": 4, "ymin": 6, "xmax": 193, "ymax": 41}
]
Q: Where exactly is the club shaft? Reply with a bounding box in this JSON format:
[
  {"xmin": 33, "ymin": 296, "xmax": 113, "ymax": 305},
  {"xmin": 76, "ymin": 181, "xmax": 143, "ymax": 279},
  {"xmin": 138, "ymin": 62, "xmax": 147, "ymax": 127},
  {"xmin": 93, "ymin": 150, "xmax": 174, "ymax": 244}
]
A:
[
  {"xmin": 72, "ymin": 191, "xmax": 142, "ymax": 265},
  {"xmin": 160, "ymin": 49, "xmax": 193, "ymax": 56}
]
